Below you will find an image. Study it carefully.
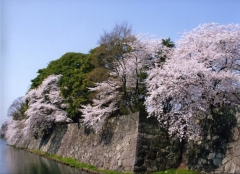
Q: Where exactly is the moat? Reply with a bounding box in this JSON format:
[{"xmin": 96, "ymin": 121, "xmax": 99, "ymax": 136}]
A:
[{"xmin": 0, "ymin": 138, "xmax": 88, "ymax": 174}]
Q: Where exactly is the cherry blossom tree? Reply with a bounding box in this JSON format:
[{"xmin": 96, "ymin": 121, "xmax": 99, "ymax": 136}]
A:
[
  {"xmin": 23, "ymin": 74, "xmax": 72, "ymax": 123},
  {"xmin": 80, "ymin": 34, "xmax": 173, "ymax": 131},
  {"xmin": 80, "ymin": 80, "xmax": 120, "ymax": 131},
  {"xmin": 7, "ymin": 97, "xmax": 25, "ymax": 120},
  {"xmin": 110, "ymin": 35, "xmax": 163, "ymax": 107},
  {"xmin": 145, "ymin": 23, "xmax": 240, "ymax": 140},
  {"xmin": 3, "ymin": 75, "xmax": 73, "ymax": 141}
]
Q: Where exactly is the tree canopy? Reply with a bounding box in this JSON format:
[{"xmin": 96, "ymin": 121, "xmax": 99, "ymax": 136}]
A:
[
  {"xmin": 145, "ymin": 23, "xmax": 240, "ymax": 140},
  {"xmin": 30, "ymin": 51, "xmax": 109, "ymax": 120},
  {"xmin": 80, "ymin": 33, "xmax": 174, "ymax": 131},
  {"xmin": 9, "ymin": 23, "xmax": 240, "ymax": 141}
]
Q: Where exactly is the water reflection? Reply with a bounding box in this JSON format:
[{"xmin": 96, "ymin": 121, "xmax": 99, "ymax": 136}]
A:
[{"xmin": 0, "ymin": 138, "xmax": 88, "ymax": 174}]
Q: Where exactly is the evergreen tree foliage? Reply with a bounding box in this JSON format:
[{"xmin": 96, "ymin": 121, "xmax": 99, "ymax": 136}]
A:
[{"xmin": 30, "ymin": 51, "xmax": 108, "ymax": 120}]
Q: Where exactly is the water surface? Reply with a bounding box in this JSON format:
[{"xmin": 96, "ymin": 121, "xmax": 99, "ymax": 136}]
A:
[{"xmin": 0, "ymin": 138, "xmax": 88, "ymax": 174}]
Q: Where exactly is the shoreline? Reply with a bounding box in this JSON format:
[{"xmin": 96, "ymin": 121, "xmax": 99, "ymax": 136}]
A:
[
  {"xmin": 4, "ymin": 139, "xmax": 198, "ymax": 174},
  {"xmin": 7, "ymin": 144, "xmax": 129, "ymax": 174},
  {"xmin": 26, "ymin": 149, "xmax": 104, "ymax": 174}
]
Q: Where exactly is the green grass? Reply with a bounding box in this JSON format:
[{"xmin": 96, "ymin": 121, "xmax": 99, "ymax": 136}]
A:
[
  {"xmin": 152, "ymin": 168, "xmax": 197, "ymax": 174},
  {"xmin": 27, "ymin": 149, "xmax": 132, "ymax": 174},
  {"xmin": 28, "ymin": 149, "xmax": 199, "ymax": 174}
]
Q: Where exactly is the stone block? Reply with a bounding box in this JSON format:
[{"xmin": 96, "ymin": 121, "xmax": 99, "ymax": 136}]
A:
[
  {"xmin": 234, "ymin": 147, "xmax": 240, "ymax": 156},
  {"xmin": 97, "ymin": 155, "xmax": 105, "ymax": 162},
  {"xmin": 109, "ymin": 158, "xmax": 117, "ymax": 167},
  {"xmin": 104, "ymin": 152, "xmax": 108, "ymax": 157},
  {"xmin": 144, "ymin": 159, "xmax": 154, "ymax": 166},
  {"xmin": 137, "ymin": 149, "xmax": 147, "ymax": 158},
  {"xmin": 116, "ymin": 144, "xmax": 121, "ymax": 150},
  {"xmin": 118, "ymin": 159, "xmax": 122, "ymax": 166},
  {"xmin": 133, "ymin": 166, "xmax": 147, "ymax": 173},
  {"xmin": 146, "ymin": 152, "xmax": 156, "ymax": 160},
  {"xmin": 144, "ymin": 134, "xmax": 155, "ymax": 139},
  {"xmin": 129, "ymin": 137, "xmax": 137, "ymax": 146},
  {"xmin": 147, "ymin": 166, "xmax": 158, "ymax": 172},
  {"xmin": 142, "ymin": 145, "xmax": 148, "ymax": 149},
  {"xmin": 124, "ymin": 166, "xmax": 133, "ymax": 172},
  {"xmin": 208, "ymin": 153, "xmax": 216, "ymax": 160},
  {"xmin": 121, "ymin": 150, "xmax": 131, "ymax": 159},
  {"xmin": 233, "ymin": 157, "xmax": 240, "ymax": 167},
  {"xmin": 230, "ymin": 162, "xmax": 236, "ymax": 174},
  {"xmin": 213, "ymin": 158, "xmax": 220, "ymax": 166},
  {"xmin": 236, "ymin": 167, "xmax": 240, "ymax": 174},
  {"xmin": 122, "ymin": 158, "xmax": 134, "ymax": 167},
  {"xmin": 116, "ymin": 152, "xmax": 121, "ymax": 160},
  {"xmin": 135, "ymin": 157, "xmax": 144, "ymax": 166},
  {"xmin": 224, "ymin": 161, "xmax": 232, "ymax": 173}
]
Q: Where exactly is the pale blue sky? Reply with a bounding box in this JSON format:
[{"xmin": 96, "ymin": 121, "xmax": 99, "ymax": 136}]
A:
[{"xmin": 1, "ymin": 0, "xmax": 240, "ymax": 125}]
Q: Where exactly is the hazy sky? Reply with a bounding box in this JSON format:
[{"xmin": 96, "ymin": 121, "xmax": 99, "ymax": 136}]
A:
[{"xmin": 1, "ymin": 0, "xmax": 240, "ymax": 125}]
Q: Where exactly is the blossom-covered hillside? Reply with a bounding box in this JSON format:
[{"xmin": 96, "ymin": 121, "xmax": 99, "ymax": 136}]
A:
[
  {"xmin": 1, "ymin": 75, "xmax": 73, "ymax": 144},
  {"xmin": 2, "ymin": 23, "xmax": 240, "ymax": 142},
  {"xmin": 1, "ymin": 23, "xmax": 240, "ymax": 173}
]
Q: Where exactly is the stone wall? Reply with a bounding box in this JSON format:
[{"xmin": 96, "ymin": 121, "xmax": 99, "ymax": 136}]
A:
[
  {"xmin": 26, "ymin": 112, "xmax": 139, "ymax": 172},
  {"xmin": 134, "ymin": 112, "xmax": 181, "ymax": 173},
  {"xmin": 1, "ymin": 110, "xmax": 240, "ymax": 173},
  {"xmin": 215, "ymin": 110, "xmax": 240, "ymax": 173},
  {"xmin": 1, "ymin": 112, "xmax": 182, "ymax": 173},
  {"xmin": 182, "ymin": 106, "xmax": 240, "ymax": 173}
]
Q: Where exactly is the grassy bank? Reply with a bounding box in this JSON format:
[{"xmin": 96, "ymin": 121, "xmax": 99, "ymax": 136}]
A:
[
  {"xmin": 27, "ymin": 149, "xmax": 131, "ymax": 174},
  {"xmin": 27, "ymin": 149, "xmax": 197, "ymax": 174},
  {"xmin": 152, "ymin": 168, "xmax": 197, "ymax": 174}
]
